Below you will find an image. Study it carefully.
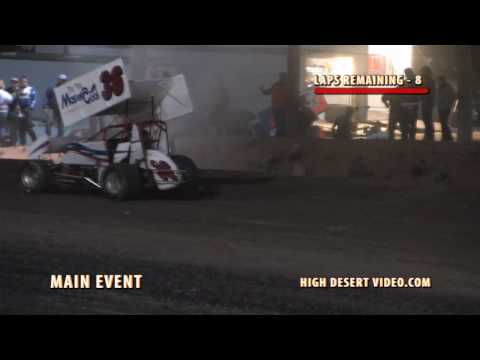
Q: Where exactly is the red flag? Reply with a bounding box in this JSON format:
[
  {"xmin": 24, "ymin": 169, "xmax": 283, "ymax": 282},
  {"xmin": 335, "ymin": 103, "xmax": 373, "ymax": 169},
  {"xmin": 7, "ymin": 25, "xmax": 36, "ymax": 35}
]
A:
[{"xmin": 315, "ymin": 94, "xmax": 329, "ymax": 114}]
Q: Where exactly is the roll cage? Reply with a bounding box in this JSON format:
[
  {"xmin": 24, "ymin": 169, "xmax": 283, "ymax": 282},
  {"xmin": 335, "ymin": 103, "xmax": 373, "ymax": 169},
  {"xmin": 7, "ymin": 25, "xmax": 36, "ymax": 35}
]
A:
[{"xmin": 85, "ymin": 97, "xmax": 172, "ymax": 155}]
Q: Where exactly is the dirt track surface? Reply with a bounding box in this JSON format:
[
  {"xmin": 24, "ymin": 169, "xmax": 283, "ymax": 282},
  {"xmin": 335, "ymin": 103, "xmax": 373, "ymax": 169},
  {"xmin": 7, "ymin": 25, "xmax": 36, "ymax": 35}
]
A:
[{"xmin": 1, "ymin": 160, "xmax": 480, "ymax": 314}]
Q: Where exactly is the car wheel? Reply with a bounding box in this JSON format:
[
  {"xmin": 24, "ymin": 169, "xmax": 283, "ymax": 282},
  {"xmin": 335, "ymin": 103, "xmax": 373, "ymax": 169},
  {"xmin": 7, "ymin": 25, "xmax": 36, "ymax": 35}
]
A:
[
  {"xmin": 169, "ymin": 155, "xmax": 200, "ymax": 196},
  {"xmin": 103, "ymin": 164, "xmax": 142, "ymax": 201},
  {"xmin": 20, "ymin": 161, "xmax": 50, "ymax": 194},
  {"xmin": 171, "ymin": 155, "xmax": 198, "ymax": 183}
]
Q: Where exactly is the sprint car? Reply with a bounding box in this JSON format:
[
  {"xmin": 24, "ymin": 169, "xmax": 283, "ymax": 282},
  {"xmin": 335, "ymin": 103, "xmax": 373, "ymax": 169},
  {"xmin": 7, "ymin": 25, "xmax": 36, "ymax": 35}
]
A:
[{"xmin": 20, "ymin": 104, "xmax": 198, "ymax": 201}]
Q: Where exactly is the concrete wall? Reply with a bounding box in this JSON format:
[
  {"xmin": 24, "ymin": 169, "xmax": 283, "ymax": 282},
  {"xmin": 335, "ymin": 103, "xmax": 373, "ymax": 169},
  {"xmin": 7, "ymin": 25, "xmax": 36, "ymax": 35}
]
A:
[
  {"xmin": 129, "ymin": 45, "xmax": 370, "ymax": 136},
  {"xmin": 131, "ymin": 46, "xmax": 288, "ymax": 137},
  {"xmin": 1, "ymin": 45, "xmax": 372, "ymax": 137},
  {"xmin": 19, "ymin": 45, "xmax": 371, "ymax": 134}
]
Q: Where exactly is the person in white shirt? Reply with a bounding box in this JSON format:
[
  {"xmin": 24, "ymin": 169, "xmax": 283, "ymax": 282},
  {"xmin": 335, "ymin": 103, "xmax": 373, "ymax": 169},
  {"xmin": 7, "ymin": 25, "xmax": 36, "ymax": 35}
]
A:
[
  {"xmin": 13, "ymin": 76, "xmax": 38, "ymax": 146},
  {"xmin": 0, "ymin": 80, "xmax": 14, "ymax": 141}
]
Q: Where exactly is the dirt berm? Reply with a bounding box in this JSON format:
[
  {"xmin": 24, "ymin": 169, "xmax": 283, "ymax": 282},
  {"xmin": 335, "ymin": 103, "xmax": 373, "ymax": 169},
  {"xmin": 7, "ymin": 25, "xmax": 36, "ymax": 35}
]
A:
[{"xmin": 173, "ymin": 136, "xmax": 480, "ymax": 189}]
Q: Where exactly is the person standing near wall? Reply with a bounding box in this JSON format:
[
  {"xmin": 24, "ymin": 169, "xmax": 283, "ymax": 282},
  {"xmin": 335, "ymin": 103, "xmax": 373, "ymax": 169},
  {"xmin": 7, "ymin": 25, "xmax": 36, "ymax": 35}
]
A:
[
  {"xmin": 400, "ymin": 68, "xmax": 421, "ymax": 141},
  {"xmin": 13, "ymin": 76, "xmax": 38, "ymax": 146},
  {"xmin": 297, "ymin": 95, "xmax": 318, "ymax": 137},
  {"xmin": 0, "ymin": 80, "xmax": 14, "ymax": 143},
  {"xmin": 437, "ymin": 76, "xmax": 456, "ymax": 142},
  {"xmin": 420, "ymin": 66, "xmax": 436, "ymax": 141},
  {"xmin": 43, "ymin": 74, "xmax": 68, "ymax": 137},
  {"xmin": 6, "ymin": 78, "xmax": 19, "ymax": 145},
  {"xmin": 260, "ymin": 73, "xmax": 289, "ymax": 137},
  {"xmin": 382, "ymin": 93, "xmax": 402, "ymax": 141}
]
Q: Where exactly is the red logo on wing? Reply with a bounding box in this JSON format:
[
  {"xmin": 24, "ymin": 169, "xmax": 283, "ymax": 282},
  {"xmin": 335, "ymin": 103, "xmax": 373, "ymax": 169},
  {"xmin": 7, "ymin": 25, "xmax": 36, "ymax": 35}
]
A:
[{"xmin": 150, "ymin": 160, "xmax": 178, "ymax": 182}]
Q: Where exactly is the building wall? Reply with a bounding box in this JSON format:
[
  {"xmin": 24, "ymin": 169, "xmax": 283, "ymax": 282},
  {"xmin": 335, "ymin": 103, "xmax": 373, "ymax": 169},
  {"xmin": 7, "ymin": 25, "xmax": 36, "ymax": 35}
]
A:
[
  {"xmin": 130, "ymin": 46, "xmax": 288, "ymax": 136},
  {"xmin": 130, "ymin": 45, "xmax": 370, "ymax": 135},
  {"xmin": 301, "ymin": 45, "xmax": 369, "ymax": 119},
  {"xmin": 2, "ymin": 45, "xmax": 371, "ymax": 136}
]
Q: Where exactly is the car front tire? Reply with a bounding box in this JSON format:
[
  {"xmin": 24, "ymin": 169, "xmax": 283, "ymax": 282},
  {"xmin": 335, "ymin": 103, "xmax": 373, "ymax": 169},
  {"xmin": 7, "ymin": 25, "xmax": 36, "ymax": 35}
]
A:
[{"xmin": 103, "ymin": 164, "xmax": 142, "ymax": 201}]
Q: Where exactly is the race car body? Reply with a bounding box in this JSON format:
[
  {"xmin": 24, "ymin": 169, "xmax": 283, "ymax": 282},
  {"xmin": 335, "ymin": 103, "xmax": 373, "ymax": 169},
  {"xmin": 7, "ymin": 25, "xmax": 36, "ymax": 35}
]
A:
[{"xmin": 20, "ymin": 59, "xmax": 197, "ymax": 200}]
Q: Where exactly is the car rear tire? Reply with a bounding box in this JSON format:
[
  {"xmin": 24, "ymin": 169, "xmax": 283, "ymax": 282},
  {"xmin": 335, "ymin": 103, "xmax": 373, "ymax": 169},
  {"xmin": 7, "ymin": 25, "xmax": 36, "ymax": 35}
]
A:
[
  {"xmin": 103, "ymin": 164, "xmax": 142, "ymax": 201},
  {"xmin": 20, "ymin": 161, "xmax": 51, "ymax": 194}
]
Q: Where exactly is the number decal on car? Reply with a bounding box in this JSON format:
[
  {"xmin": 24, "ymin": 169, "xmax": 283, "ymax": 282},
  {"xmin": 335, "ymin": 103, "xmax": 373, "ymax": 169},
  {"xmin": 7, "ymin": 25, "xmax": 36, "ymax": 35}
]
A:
[
  {"xmin": 150, "ymin": 160, "xmax": 178, "ymax": 182},
  {"xmin": 100, "ymin": 65, "xmax": 125, "ymax": 101}
]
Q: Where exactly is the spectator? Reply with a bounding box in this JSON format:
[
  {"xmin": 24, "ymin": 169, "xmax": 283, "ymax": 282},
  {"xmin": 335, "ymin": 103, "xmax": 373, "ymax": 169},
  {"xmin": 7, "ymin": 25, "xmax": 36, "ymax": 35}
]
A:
[
  {"xmin": 297, "ymin": 95, "xmax": 318, "ymax": 137},
  {"xmin": 252, "ymin": 107, "xmax": 274, "ymax": 138},
  {"xmin": 382, "ymin": 93, "xmax": 402, "ymax": 141},
  {"xmin": 437, "ymin": 76, "xmax": 456, "ymax": 142},
  {"xmin": 44, "ymin": 74, "xmax": 68, "ymax": 137},
  {"xmin": 302, "ymin": 80, "xmax": 329, "ymax": 115},
  {"xmin": 260, "ymin": 73, "xmax": 289, "ymax": 137},
  {"xmin": 420, "ymin": 66, "xmax": 436, "ymax": 141},
  {"xmin": 13, "ymin": 76, "xmax": 38, "ymax": 146},
  {"xmin": 400, "ymin": 68, "xmax": 421, "ymax": 141},
  {"xmin": 0, "ymin": 80, "xmax": 14, "ymax": 141},
  {"xmin": 6, "ymin": 78, "xmax": 19, "ymax": 145}
]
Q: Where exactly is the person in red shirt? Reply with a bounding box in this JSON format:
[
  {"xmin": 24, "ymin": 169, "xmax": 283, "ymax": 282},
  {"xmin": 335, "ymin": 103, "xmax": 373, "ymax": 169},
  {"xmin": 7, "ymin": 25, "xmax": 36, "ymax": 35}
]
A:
[{"xmin": 260, "ymin": 73, "xmax": 289, "ymax": 137}]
